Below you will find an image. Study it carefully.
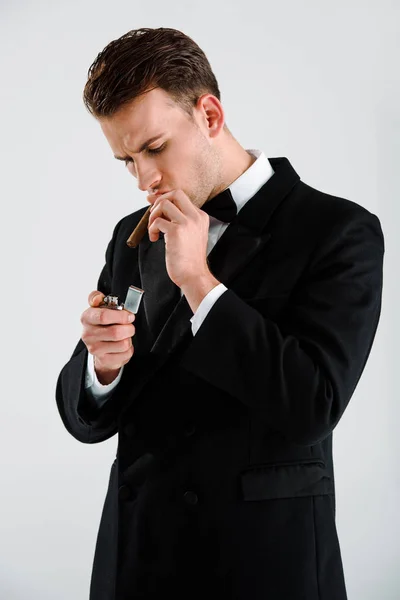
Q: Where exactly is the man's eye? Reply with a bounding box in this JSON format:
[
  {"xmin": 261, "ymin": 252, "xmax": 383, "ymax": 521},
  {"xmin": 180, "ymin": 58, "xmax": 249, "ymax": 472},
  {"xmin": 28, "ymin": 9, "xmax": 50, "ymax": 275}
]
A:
[
  {"xmin": 147, "ymin": 143, "xmax": 166, "ymax": 155},
  {"xmin": 124, "ymin": 143, "xmax": 166, "ymax": 166}
]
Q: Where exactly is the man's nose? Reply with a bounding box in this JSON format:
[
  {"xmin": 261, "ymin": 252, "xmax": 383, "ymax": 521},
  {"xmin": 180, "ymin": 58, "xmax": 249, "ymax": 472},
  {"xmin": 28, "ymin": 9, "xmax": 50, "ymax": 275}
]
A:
[{"xmin": 136, "ymin": 165, "xmax": 161, "ymax": 193}]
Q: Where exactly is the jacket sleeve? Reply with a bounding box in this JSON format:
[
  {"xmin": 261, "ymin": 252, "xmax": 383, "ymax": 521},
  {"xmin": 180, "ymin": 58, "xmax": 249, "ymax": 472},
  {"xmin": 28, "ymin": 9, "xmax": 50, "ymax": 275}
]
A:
[
  {"xmin": 180, "ymin": 208, "xmax": 385, "ymax": 446},
  {"xmin": 55, "ymin": 218, "xmax": 124, "ymax": 444}
]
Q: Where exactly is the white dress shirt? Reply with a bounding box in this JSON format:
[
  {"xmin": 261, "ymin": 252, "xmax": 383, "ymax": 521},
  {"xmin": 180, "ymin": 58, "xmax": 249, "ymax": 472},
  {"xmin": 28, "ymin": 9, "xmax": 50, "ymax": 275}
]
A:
[{"xmin": 85, "ymin": 149, "xmax": 274, "ymax": 405}]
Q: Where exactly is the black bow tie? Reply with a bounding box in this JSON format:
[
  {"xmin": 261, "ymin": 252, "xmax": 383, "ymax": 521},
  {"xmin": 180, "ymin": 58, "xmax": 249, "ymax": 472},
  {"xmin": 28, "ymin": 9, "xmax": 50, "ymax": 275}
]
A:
[{"xmin": 201, "ymin": 188, "xmax": 237, "ymax": 222}]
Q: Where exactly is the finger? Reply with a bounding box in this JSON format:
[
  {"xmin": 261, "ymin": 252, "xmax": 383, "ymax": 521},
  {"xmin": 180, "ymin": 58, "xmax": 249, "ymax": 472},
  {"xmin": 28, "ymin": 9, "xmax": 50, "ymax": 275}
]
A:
[
  {"xmin": 89, "ymin": 290, "xmax": 105, "ymax": 307},
  {"xmin": 148, "ymin": 215, "xmax": 173, "ymax": 242},
  {"xmin": 91, "ymin": 338, "xmax": 134, "ymax": 361},
  {"xmin": 152, "ymin": 189, "xmax": 197, "ymax": 215},
  {"xmin": 148, "ymin": 198, "xmax": 184, "ymax": 229},
  {"xmin": 147, "ymin": 189, "xmax": 162, "ymax": 202},
  {"xmin": 96, "ymin": 337, "xmax": 133, "ymax": 355},
  {"xmin": 84, "ymin": 322, "xmax": 135, "ymax": 342},
  {"xmin": 88, "ymin": 306, "xmax": 135, "ymax": 326}
]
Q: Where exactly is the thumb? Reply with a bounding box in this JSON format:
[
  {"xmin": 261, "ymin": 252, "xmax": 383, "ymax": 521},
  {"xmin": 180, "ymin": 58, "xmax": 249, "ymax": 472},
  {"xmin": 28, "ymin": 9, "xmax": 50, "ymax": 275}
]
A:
[{"xmin": 89, "ymin": 290, "xmax": 105, "ymax": 307}]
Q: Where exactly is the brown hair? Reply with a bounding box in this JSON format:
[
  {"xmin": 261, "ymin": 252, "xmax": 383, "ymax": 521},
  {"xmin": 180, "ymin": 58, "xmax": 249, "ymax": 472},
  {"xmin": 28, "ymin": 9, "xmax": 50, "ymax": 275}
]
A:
[{"xmin": 83, "ymin": 27, "xmax": 226, "ymax": 126}]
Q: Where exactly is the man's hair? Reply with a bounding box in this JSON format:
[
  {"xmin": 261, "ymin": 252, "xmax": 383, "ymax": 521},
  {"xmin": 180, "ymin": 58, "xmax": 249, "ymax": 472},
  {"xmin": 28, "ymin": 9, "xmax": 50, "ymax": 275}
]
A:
[{"xmin": 83, "ymin": 27, "xmax": 225, "ymax": 126}]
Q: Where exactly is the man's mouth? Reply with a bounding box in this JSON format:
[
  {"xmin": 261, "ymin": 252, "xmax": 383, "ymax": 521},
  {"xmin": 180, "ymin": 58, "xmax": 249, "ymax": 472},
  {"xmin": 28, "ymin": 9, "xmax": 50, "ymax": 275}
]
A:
[{"xmin": 147, "ymin": 190, "xmax": 169, "ymax": 204}]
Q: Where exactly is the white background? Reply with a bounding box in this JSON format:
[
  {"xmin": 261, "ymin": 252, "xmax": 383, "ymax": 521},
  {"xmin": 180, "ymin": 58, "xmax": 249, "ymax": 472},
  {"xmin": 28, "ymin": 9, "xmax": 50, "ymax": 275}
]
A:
[{"xmin": 0, "ymin": 1, "xmax": 398, "ymax": 598}]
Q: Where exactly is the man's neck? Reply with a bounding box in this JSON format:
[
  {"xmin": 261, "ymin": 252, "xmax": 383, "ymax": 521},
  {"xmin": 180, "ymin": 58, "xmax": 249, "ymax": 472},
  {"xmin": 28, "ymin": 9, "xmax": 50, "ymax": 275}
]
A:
[{"xmin": 213, "ymin": 144, "xmax": 257, "ymax": 197}]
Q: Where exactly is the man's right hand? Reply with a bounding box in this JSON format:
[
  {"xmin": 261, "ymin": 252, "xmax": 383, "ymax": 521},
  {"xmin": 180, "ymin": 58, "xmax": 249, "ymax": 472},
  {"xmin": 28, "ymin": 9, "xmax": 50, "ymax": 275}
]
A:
[{"xmin": 80, "ymin": 290, "xmax": 136, "ymax": 385}]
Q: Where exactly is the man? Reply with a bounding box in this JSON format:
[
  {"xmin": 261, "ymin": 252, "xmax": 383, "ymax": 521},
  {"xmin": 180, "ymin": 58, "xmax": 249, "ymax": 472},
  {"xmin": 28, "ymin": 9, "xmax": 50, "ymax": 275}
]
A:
[{"xmin": 55, "ymin": 27, "xmax": 385, "ymax": 600}]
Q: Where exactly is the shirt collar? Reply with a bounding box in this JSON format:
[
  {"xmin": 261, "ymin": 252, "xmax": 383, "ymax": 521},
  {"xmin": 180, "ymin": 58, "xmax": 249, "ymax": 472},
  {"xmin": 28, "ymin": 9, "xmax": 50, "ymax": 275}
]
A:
[{"xmin": 228, "ymin": 149, "xmax": 275, "ymax": 214}]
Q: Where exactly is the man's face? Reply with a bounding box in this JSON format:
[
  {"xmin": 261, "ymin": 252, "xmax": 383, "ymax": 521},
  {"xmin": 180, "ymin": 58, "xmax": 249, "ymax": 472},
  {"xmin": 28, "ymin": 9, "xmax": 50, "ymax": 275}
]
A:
[{"xmin": 99, "ymin": 87, "xmax": 222, "ymax": 207}]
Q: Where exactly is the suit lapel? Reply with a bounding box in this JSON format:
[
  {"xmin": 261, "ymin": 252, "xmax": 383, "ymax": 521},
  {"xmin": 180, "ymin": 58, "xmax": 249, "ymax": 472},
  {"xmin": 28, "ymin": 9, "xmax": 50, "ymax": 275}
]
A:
[{"xmin": 138, "ymin": 235, "xmax": 181, "ymax": 347}]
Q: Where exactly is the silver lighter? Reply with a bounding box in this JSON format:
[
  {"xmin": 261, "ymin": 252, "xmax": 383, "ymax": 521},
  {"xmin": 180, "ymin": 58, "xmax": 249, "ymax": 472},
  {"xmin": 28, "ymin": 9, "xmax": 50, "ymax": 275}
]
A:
[{"xmin": 99, "ymin": 284, "xmax": 144, "ymax": 314}]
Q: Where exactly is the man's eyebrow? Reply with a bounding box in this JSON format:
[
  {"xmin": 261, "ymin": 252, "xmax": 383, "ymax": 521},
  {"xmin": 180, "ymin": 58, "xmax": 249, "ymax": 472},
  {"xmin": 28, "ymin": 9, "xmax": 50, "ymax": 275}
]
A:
[{"xmin": 114, "ymin": 135, "xmax": 165, "ymax": 161}]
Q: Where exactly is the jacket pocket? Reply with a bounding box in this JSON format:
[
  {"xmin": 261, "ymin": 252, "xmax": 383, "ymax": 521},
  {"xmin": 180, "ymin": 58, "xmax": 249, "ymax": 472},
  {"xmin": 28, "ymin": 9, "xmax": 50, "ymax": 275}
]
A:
[{"xmin": 240, "ymin": 460, "xmax": 333, "ymax": 501}]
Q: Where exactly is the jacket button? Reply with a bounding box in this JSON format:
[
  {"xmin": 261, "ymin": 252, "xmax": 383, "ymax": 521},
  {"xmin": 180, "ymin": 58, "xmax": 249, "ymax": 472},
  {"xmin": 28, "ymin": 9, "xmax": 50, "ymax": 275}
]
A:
[
  {"xmin": 183, "ymin": 491, "xmax": 198, "ymax": 505},
  {"xmin": 123, "ymin": 422, "xmax": 136, "ymax": 437},
  {"xmin": 118, "ymin": 484, "xmax": 133, "ymax": 501},
  {"xmin": 183, "ymin": 423, "xmax": 196, "ymax": 437}
]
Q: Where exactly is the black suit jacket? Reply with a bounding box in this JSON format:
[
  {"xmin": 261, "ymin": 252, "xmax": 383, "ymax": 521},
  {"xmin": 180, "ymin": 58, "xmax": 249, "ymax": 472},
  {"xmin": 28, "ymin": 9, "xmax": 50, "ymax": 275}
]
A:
[{"xmin": 56, "ymin": 157, "xmax": 384, "ymax": 600}]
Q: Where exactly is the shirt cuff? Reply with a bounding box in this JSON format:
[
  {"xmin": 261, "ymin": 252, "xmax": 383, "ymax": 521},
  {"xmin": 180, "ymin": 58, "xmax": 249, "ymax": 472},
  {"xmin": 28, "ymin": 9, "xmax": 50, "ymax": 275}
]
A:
[
  {"xmin": 84, "ymin": 351, "xmax": 124, "ymax": 406},
  {"xmin": 189, "ymin": 283, "xmax": 227, "ymax": 335}
]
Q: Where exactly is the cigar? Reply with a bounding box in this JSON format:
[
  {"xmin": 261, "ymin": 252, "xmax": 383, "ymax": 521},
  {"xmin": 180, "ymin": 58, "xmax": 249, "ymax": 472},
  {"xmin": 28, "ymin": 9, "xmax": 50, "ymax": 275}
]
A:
[{"xmin": 126, "ymin": 206, "xmax": 152, "ymax": 248}]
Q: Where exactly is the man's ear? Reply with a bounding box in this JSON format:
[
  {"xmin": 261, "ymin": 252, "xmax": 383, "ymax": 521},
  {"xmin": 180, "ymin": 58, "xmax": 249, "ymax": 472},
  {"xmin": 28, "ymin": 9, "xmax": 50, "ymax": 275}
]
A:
[{"xmin": 196, "ymin": 93, "xmax": 225, "ymax": 140}]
